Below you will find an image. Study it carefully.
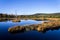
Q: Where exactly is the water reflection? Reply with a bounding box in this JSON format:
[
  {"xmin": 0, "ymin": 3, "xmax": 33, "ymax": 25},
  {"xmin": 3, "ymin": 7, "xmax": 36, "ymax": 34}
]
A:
[
  {"xmin": 0, "ymin": 20, "xmax": 60, "ymax": 40},
  {"xmin": 0, "ymin": 19, "xmax": 10, "ymax": 22},
  {"xmin": 39, "ymin": 26, "xmax": 60, "ymax": 33}
]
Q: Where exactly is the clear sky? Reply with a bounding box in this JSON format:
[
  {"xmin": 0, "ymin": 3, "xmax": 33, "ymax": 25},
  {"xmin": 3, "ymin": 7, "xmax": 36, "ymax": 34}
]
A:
[{"xmin": 0, "ymin": 0, "xmax": 60, "ymax": 15}]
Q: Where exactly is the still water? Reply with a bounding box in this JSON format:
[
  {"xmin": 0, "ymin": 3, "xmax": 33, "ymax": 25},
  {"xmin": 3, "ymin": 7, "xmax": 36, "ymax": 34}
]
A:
[{"xmin": 0, "ymin": 20, "xmax": 60, "ymax": 40}]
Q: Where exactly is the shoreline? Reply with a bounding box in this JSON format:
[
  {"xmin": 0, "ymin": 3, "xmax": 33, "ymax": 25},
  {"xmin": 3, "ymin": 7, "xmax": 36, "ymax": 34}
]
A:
[{"xmin": 8, "ymin": 19, "xmax": 60, "ymax": 33}]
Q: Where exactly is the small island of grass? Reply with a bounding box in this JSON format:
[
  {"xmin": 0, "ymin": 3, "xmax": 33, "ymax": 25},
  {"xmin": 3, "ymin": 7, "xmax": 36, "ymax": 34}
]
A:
[{"xmin": 8, "ymin": 18, "xmax": 60, "ymax": 33}]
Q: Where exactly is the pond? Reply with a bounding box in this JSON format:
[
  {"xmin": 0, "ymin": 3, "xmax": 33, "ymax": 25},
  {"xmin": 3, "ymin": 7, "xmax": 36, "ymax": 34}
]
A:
[{"xmin": 0, "ymin": 20, "xmax": 60, "ymax": 40}]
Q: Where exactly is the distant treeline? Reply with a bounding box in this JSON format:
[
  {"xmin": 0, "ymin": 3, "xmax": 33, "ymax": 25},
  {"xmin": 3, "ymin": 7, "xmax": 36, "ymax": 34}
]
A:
[
  {"xmin": 19, "ymin": 13, "xmax": 60, "ymax": 18},
  {"xmin": 0, "ymin": 13, "xmax": 15, "ymax": 18},
  {"xmin": 0, "ymin": 13, "xmax": 60, "ymax": 18}
]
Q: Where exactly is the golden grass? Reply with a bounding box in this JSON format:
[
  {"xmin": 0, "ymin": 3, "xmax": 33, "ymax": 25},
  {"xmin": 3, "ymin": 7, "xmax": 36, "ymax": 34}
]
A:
[
  {"xmin": 12, "ymin": 19, "xmax": 20, "ymax": 22},
  {"xmin": 8, "ymin": 18, "xmax": 60, "ymax": 33}
]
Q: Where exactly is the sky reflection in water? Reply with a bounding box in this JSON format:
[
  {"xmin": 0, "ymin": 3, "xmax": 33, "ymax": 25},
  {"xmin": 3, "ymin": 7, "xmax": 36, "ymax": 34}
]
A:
[{"xmin": 0, "ymin": 20, "xmax": 60, "ymax": 40}]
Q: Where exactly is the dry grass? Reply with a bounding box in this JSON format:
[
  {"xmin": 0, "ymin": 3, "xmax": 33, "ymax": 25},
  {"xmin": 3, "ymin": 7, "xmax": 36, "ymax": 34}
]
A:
[{"xmin": 8, "ymin": 18, "xmax": 60, "ymax": 33}]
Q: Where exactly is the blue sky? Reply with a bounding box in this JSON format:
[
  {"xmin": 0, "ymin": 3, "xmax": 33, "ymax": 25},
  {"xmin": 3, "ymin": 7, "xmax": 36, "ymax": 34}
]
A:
[{"xmin": 0, "ymin": 0, "xmax": 60, "ymax": 15}]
